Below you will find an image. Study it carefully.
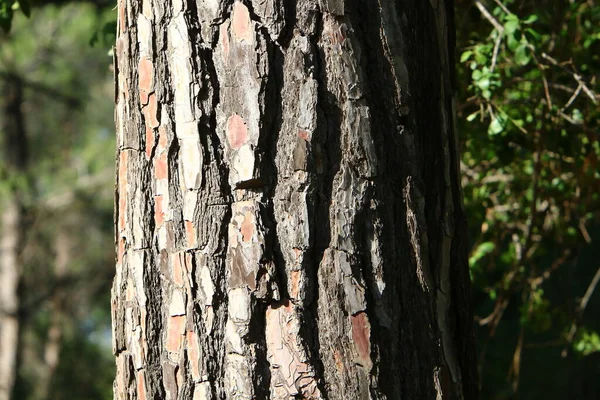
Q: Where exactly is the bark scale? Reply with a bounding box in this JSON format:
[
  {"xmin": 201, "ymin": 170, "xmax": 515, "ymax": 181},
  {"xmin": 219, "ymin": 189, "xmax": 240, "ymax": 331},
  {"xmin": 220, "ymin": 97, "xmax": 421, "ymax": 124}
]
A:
[{"xmin": 113, "ymin": 1, "xmax": 477, "ymax": 399}]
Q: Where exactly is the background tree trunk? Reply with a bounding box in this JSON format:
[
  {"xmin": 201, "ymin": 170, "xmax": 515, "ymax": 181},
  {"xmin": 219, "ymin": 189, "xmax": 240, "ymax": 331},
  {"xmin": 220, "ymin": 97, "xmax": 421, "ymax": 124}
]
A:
[
  {"xmin": 0, "ymin": 75, "xmax": 28, "ymax": 400},
  {"xmin": 112, "ymin": 0, "xmax": 477, "ymax": 399}
]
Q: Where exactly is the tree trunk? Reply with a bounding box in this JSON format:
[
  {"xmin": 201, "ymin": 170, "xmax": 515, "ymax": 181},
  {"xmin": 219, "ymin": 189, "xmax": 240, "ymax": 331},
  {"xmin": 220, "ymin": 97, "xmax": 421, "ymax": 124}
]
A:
[
  {"xmin": 0, "ymin": 75, "xmax": 27, "ymax": 400},
  {"xmin": 34, "ymin": 229, "xmax": 71, "ymax": 400},
  {"xmin": 112, "ymin": 1, "xmax": 477, "ymax": 399}
]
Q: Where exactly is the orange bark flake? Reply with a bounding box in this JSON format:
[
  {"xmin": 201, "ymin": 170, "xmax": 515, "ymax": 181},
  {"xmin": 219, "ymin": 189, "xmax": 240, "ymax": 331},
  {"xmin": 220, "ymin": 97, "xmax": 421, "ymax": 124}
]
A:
[
  {"xmin": 351, "ymin": 312, "xmax": 373, "ymax": 370},
  {"xmin": 145, "ymin": 126, "xmax": 155, "ymax": 159},
  {"xmin": 290, "ymin": 270, "xmax": 302, "ymax": 299},
  {"xmin": 298, "ymin": 129, "xmax": 310, "ymax": 141},
  {"xmin": 158, "ymin": 125, "xmax": 169, "ymax": 149},
  {"xmin": 136, "ymin": 370, "xmax": 147, "ymax": 400},
  {"xmin": 138, "ymin": 58, "xmax": 153, "ymax": 105},
  {"xmin": 240, "ymin": 211, "xmax": 254, "ymax": 242},
  {"xmin": 185, "ymin": 221, "xmax": 197, "ymax": 249},
  {"xmin": 226, "ymin": 113, "xmax": 248, "ymax": 150},
  {"xmin": 232, "ymin": 2, "xmax": 253, "ymax": 44},
  {"xmin": 166, "ymin": 315, "xmax": 186, "ymax": 353},
  {"xmin": 154, "ymin": 195, "xmax": 165, "ymax": 227},
  {"xmin": 186, "ymin": 330, "xmax": 201, "ymax": 381},
  {"xmin": 155, "ymin": 152, "xmax": 168, "ymax": 180},
  {"xmin": 143, "ymin": 93, "xmax": 160, "ymax": 128}
]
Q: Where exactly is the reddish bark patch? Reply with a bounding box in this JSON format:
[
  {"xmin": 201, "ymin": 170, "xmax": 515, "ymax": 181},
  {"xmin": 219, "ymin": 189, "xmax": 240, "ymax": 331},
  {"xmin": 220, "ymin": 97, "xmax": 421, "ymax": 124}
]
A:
[
  {"xmin": 232, "ymin": 2, "xmax": 253, "ymax": 43},
  {"xmin": 172, "ymin": 252, "xmax": 185, "ymax": 287},
  {"xmin": 136, "ymin": 371, "xmax": 147, "ymax": 400},
  {"xmin": 144, "ymin": 93, "xmax": 160, "ymax": 128},
  {"xmin": 298, "ymin": 129, "xmax": 310, "ymax": 141},
  {"xmin": 226, "ymin": 114, "xmax": 248, "ymax": 150},
  {"xmin": 166, "ymin": 315, "xmax": 186, "ymax": 353},
  {"xmin": 240, "ymin": 211, "xmax": 254, "ymax": 242},
  {"xmin": 118, "ymin": 151, "xmax": 128, "ymax": 232},
  {"xmin": 158, "ymin": 125, "xmax": 168, "ymax": 150},
  {"xmin": 290, "ymin": 270, "xmax": 301, "ymax": 300},
  {"xmin": 154, "ymin": 195, "xmax": 164, "ymax": 228},
  {"xmin": 138, "ymin": 58, "xmax": 153, "ymax": 105},
  {"xmin": 185, "ymin": 221, "xmax": 196, "ymax": 249},
  {"xmin": 145, "ymin": 126, "xmax": 154, "ymax": 159},
  {"xmin": 155, "ymin": 152, "xmax": 168, "ymax": 180},
  {"xmin": 351, "ymin": 312, "xmax": 372, "ymax": 369},
  {"xmin": 186, "ymin": 331, "xmax": 201, "ymax": 380}
]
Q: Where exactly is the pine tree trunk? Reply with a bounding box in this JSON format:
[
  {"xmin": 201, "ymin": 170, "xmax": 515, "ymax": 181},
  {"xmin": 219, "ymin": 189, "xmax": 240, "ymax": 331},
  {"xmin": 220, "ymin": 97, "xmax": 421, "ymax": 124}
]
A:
[{"xmin": 112, "ymin": 1, "xmax": 477, "ymax": 399}]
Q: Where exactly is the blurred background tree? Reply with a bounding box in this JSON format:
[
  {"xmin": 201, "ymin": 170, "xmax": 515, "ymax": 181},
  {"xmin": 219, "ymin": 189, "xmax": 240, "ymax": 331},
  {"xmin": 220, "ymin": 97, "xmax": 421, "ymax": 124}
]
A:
[
  {"xmin": 0, "ymin": 0, "xmax": 598, "ymax": 399},
  {"xmin": 0, "ymin": 2, "xmax": 115, "ymax": 400}
]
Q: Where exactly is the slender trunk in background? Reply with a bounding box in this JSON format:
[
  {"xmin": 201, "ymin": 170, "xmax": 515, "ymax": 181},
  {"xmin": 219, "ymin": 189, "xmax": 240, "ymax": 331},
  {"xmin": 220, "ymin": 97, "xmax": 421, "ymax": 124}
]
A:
[
  {"xmin": 0, "ymin": 75, "xmax": 28, "ymax": 400},
  {"xmin": 35, "ymin": 229, "xmax": 71, "ymax": 400},
  {"xmin": 113, "ymin": 0, "xmax": 477, "ymax": 399}
]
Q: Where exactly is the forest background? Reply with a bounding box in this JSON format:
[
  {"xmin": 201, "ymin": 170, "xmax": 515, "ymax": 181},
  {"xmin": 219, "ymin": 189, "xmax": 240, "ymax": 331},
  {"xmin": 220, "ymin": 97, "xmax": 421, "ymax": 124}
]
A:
[{"xmin": 0, "ymin": 0, "xmax": 598, "ymax": 399}]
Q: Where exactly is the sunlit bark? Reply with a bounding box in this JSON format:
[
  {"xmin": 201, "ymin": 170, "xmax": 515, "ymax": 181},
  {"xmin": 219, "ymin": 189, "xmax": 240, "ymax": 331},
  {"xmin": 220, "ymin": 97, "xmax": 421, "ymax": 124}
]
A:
[{"xmin": 113, "ymin": 1, "xmax": 477, "ymax": 399}]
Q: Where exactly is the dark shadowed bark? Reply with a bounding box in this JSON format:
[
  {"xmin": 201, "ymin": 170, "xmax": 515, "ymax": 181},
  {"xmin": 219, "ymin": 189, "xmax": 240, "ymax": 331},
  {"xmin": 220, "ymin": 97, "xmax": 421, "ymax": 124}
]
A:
[{"xmin": 112, "ymin": 1, "xmax": 477, "ymax": 399}]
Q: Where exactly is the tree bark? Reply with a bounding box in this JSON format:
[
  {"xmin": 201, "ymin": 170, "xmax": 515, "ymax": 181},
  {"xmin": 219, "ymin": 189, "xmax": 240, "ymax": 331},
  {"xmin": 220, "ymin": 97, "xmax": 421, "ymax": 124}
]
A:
[{"xmin": 112, "ymin": 1, "xmax": 477, "ymax": 399}]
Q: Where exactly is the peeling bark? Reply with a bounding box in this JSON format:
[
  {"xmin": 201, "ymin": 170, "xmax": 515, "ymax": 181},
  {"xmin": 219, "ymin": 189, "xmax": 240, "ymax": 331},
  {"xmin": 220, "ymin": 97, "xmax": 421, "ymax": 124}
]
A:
[{"xmin": 113, "ymin": 1, "xmax": 477, "ymax": 399}]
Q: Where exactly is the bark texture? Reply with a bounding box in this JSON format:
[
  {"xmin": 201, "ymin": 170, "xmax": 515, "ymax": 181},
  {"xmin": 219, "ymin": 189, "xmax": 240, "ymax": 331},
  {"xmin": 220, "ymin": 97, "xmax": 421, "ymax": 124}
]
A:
[{"xmin": 113, "ymin": 0, "xmax": 477, "ymax": 399}]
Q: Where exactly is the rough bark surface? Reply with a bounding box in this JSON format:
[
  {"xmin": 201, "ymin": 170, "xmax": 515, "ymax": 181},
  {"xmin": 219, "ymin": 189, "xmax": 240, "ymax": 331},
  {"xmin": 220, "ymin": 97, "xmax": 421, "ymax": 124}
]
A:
[{"xmin": 113, "ymin": 1, "xmax": 477, "ymax": 399}]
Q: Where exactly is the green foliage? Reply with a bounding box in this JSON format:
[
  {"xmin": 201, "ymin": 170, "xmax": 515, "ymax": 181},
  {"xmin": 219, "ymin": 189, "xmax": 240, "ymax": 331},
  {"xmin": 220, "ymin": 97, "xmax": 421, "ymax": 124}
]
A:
[
  {"xmin": 457, "ymin": 0, "xmax": 600, "ymax": 397},
  {"xmin": 574, "ymin": 328, "xmax": 600, "ymax": 356},
  {"xmin": 0, "ymin": 0, "xmax": 30, "ymax": 31}
]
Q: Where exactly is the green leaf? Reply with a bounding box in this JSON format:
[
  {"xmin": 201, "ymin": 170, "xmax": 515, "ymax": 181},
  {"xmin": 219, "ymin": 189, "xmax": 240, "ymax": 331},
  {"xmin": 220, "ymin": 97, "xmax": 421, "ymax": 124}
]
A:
[
  {"xmin": 523, "ymin": 14, "xmax": 538, "ymax": 24},
  {"xmin": 507, "ymin": 34, "xmax": 520, "ymax": 51},
  {"xmin": 469, "ymin": 241, "xmax": 496, "ymax": 268},
  {"xmin": 476, "ymin": 77, "xmax": 491, "ymax": 90},
  {"xmin": 488, "ymin": 115, "xmax": 506, "ymax": 135},
  {"xmin": 460, "ymin": 50, "xmax": 473, "ymax": 63},
  {"xmin": 514, "ymin": 44, "xmax": 531, "ymax": 66},
  {"xmin": 466, "ymin": 112, "xmax": 479, "ymax": 122},
  {"xmin": 504, "ymin": 19, "xmax": 520, "ymax": 36}
]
